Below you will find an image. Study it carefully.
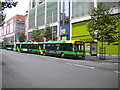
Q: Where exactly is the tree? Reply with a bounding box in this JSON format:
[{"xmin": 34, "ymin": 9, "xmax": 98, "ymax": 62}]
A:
[
  {"xmin": 0, "ymin": 0, "xmax": 18, "ymax": 26},
  {"xmin": 2, "ymin": 37, "xmax": 8, "ymax": 48},
  {"xmin": 3, "ymin": 37, "xmax": 8, "ymax": 44},
  {"xmin": 88, "ymin": 2, "xmax": 119, "ymax": 43},
  {"xmin": 88, "ymin": 2, "xmax": 120, "ymax": 59},
  {"xmin": 44, "ymin": 25, "xmax": 52, "ymax": 40},
  {"xmin": 1, "ymin": 1, "xmax": 18, "ymax": 10},
  {"xmin": 18, "ymin": 32, "xmax": 26, "ymax": 42},
  {"xmin": 31, "ymin": 26, "xmax": 45, "ymax": 41}
]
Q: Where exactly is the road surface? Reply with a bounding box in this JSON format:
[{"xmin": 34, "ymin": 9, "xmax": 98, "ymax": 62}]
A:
[{"xmin": 2, "ymin": 49, "xmax": 118, "ymax": 88}]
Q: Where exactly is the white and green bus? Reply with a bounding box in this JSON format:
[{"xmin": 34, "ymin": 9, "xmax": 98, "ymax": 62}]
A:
[{"xmin": 8, "ymin": 40, "xmax": 85, "ymax": 59}]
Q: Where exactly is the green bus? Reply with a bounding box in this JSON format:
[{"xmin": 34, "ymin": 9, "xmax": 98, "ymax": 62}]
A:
[
  {"xmin": 16, "ymin": 42, "xmax": 42, "ymax": 53},
  {"xmin": 6, "ymin": 43, "xmax": 14, "ymax": 50},
  {"xmin": 15, "ymin": 40, "xmax": 85, "ymax": 59}
]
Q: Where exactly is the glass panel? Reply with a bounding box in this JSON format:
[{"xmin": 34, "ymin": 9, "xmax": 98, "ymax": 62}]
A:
[
  {"xmin": 47, "ymin": 2, "xmax": 58, "ymax": 24},
  {"xmin": 97, "ymin": 0, "xmax": 118, "ymax": 8},
  {"xmin": 72, "ymin": 1, "xmax": 94, "ymax": 18},
  {"xmin": 73, "ymin": 44, "xmax": 80, "ymax": 51},
  {"xmin": 37, "ymin": 2, "xmax": 45, "ymax": 26},
  {"xmin": 29, "ymin": 8, "xmax": 35, "ymax": 29},
  {"xmin": 73, "ymin": 44, "xmax": 84, "ymax": 51}
]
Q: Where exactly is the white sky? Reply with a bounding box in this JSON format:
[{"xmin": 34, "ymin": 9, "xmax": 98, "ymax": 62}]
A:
[{"xmin": 4, "ymin": 0, "xmax": 29, "ymax": 21}]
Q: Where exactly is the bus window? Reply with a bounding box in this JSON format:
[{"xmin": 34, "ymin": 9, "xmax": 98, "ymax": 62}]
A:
[
  {"xmin": 59, "ymin": 44, "xmax": 67, "ymax": 51},
  {"xmin": 46, "ymin": 44, "xmax": 51, "ymax": 50},
  {"xmin": 51, "ymin": 44, "xmax": 57, "ymax": 50},
  {"xmin": 45, "ymin": 44, "xmax": 57, "ymax": 50},
  {"xmin": 56, "ymin": 44, "xmax": 60, "ymax": 50},
  {"xmin": 72, "ymin": 44, "xmax": 81, "ymax": 51},
  {"xmin": 30, "ymin": 44, "xmax": 37, "ymax": 49},
  {"xmin": 74, "ymin": 43, "xmax": 85, "ymax": 52},
  {"xmin": 22, "ymin": 44, "xmax": 28, "ymax": 48},
  {"xmin": 59, "ymin": 44, "xmax": 72, "ymax": 51},
  {"xmin": 81, "ymin": 44, "xmax": 85, "ymax": 51}
]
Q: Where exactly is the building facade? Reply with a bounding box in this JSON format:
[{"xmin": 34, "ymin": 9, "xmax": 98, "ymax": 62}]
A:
[
  {"xmin": 0, "ymin": 14, "xmax": 27, "ymax": 43},
  {"xmin": 24, "ymin": 15, "xmax": 28, "ymax": 39},
  {"xmin": 28, "ymin": 0, "xmax": 59, "ymax": 40},
  {"xmin": 28, "ymin": 0, "xmax": 120, "ymax": 55}
]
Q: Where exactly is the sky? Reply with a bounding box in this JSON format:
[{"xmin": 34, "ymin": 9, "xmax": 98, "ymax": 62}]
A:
[{"xmin": 4, "ymin": 0, "xmax": 29, "ymax": 21}]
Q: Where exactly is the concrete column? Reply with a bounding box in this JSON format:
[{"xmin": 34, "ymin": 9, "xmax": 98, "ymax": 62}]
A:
[
  {"xmin": 45, "ymin": 0, "xmax": 47, "ymax": 25},
  {"xmin": 70, "ymin": 0, "xmax": 72, "ymax": 40},
  {"xmin": 57, "ymin": 0, "xmax": 60, "ymax": 40},
  {"xmin": 35, "ymin": 0, "xmax": 38, "ymax": 27},
  {"xmin": 94, "ymin": 0, "xmax": 97, "ymax": 8}
]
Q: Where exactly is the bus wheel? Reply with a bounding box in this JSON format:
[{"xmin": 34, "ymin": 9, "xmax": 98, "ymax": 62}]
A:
[
  {"xmin": 30, "ymin": 50, "xmax": 33, "ymax": 54},
  {"xmin": 82, "ymin": 56, "xmax": 85, "ymax": 60},
  {"xmin": 61, "ymin": 53, "xmax": 65, "ymax": 58}
]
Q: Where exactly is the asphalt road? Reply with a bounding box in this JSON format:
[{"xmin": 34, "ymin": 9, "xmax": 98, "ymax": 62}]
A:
[{"xmin": 2, "ymin": 49, "xmax": 118, "ymax": 88}]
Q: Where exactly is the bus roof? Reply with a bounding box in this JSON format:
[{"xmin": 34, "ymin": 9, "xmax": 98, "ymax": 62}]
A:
[
  {"xmin": 16, "ymin": 42, "xmax": 43, "ymax": 44},
  {"xmin": 38, "ymin": 40, "xmax": 83, "ymax": 44},
  {"xmin": 6, "ymin": 43, "xmax": 14, "ymax": 45},
  {"xmin": 16, "ymin": 40, "xmax": 84, "ymax": 44}
]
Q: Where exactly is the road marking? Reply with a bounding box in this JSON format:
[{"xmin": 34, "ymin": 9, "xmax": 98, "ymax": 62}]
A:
[
  {"xmin": 89, "ymin": 66, "xmax": 95, "ymax": 69},
  {"xmin": 74, "ymin": 64, "xmax": 89, "ymax": 68},
  {"xmin": 66, "ymin": 63, "xmax": 73, "ymax": 66},
  {"xmin": 114, "ymin": 70, "xmax": 120, "ymax": 74},
  {"xmin": 66, "ymin": 63, "xmax": 95, "ymax": 69}
]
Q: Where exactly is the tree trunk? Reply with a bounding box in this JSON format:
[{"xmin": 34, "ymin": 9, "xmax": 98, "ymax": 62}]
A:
[{"xmin": 99, "ymin": 38, "xmax": 106, "ymax": 60}]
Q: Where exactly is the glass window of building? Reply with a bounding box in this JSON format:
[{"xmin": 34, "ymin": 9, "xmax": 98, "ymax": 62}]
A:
[
  {"xmin": 53, "ymin": 26, "xmax": 57, "ymax": 38},
  {"xmin": 37, "ymin": 2, "xmax": 45, "ymax": 26},
  {"xmin": 47, "ymin": 1, "xmax": 57, "ymax": 24},
  {"xmin": 32, "ymin": 0, "xmax": 36, "ymax": 8},
  {"xmin": 72, "ymin": 0, "xmax": 94, "ymax": 18},
  {"xmin": 60, "ymin": 0, "xmax": 70, "ymax": 26},
  {"xmin": 29, "ymin": 8, "xmax": 35, "ymax": 29},
  {"xmin": 97, "ymin": 0, "xmax": 119, "ymax": 8}
]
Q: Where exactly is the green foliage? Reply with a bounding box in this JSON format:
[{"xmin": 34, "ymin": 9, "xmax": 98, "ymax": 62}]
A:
[
  {"xmin": 88, "ymin": 2, "xmax": 119, "ymax": 44},
  {"xmin": 0, "ymin": 0, "xmax": 18, "ymax": 26},
  {"xmin": 44, "ymin": 25, "xmax": 52, "ymax": 40},
  {"xmin": 31, "ymin": 26, "xmax": 45, "ymax": 40},
  {"xmin": 18, "ymin": 32, "xmax": 26, "ymax": 42},
  {"xmin": 1, "ymin": 0, "xmax": 18, "ymax": 10},
  {"xmin": 2, "ymin": 37, "xmax": 8, "ymax": 48},
  {"xmin": 31, "ymin": 25, "xmax": 52, "ymax": 41}
]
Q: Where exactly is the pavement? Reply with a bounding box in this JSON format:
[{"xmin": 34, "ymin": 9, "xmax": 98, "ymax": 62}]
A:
[{"xmin": 85, "ymin": 54, "xmax": 120, "ymax": 63}]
